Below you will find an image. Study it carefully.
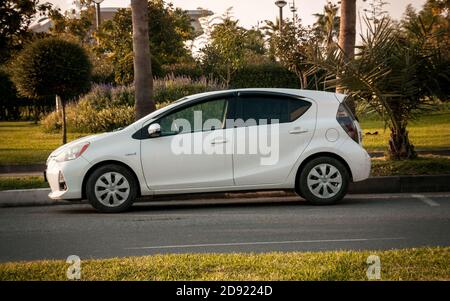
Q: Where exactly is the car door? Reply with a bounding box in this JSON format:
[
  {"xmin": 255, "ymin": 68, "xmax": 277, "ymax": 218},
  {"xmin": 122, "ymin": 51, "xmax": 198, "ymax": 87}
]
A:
[
  {"xmin": 231, "ymin": 92, "xmax": 316, "ymax": 186},
  {"xmin": 140, "ymin": 96, "xmax": 234, "ymax": 191}
]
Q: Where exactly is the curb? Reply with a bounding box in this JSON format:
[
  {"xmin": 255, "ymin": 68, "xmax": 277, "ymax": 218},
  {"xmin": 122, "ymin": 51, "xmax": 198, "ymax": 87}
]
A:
[
  {"xmin": 0, "ymin": 175, "xmax": 449, "ymax": 208},
  {"xmin": 0, "ymin": 188, "xmax": 68, "ymax": 207},
  {"xmin": 348, "ymin": 174, "xmax": 450, "ymax": 194},
  {"xmin": 0, "ymin": 164, "xmax": 45, "ymax": 174}
]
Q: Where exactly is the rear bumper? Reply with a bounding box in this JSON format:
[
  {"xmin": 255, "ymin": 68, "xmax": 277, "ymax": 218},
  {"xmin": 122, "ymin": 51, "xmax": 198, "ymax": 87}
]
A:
[{"xmin": 339, "ymin": 139, "xmax": 371, "ymax": 182}]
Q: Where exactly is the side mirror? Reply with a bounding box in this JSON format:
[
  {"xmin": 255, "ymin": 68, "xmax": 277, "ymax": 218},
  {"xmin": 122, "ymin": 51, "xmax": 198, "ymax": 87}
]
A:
[{"xmin": 148, "ymin": 123, "xmax": 161, "ymax": 138}]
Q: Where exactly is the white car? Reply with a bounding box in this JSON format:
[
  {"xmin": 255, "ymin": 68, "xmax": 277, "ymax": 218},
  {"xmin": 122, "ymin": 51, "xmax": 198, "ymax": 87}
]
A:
[{"xmin": 45, "ymin": 88, "xmax": 371, "ymax": 213}]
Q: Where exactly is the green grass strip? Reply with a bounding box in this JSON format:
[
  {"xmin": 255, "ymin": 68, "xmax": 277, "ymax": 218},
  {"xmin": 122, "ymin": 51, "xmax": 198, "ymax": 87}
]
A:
[{"xmin": 1, "ymin": 247, "xmax": 449, "ymax": 280}]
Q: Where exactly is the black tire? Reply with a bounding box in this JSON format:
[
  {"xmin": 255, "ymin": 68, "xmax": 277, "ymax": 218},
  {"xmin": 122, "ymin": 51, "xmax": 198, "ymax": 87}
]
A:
[
  {"xmin": 298, "ymin": 156, "xmax": 349, "ymax": 205},
  {"xmin": 85, "ymin": 164, "xmax": 137, "ymax": 213}
]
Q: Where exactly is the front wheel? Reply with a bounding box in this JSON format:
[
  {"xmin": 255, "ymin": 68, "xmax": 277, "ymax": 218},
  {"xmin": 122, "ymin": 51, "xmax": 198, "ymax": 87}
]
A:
[
  {"xmin": 86, "ymin": 164, "xmax": 137, "ymax": 213},
  {"xmin": 298, "ymin": 157, "xmax": 349, "ymax": 205}
]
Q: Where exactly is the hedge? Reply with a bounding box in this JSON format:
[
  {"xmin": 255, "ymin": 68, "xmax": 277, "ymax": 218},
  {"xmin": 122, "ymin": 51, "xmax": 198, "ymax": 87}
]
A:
[{"xmin": 230, "ymin": 63, "xmax": 300, "ymax": 88}]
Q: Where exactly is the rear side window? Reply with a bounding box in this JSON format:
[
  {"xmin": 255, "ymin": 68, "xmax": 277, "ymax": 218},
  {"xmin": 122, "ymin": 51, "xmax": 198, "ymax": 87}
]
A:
[{"xmin": 234, "ymin": 94, "xmax": 311, "ymax": 125}]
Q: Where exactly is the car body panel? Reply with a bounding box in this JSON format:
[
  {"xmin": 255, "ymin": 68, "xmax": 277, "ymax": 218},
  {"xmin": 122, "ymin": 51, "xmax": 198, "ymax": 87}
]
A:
[{"xmin": 46, "ymin": 88, "xmax": 370, "ymax": 201}]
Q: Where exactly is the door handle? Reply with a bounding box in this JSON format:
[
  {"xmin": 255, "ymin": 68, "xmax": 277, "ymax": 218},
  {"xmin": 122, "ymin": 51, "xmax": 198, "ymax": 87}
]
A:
[
  {"xmin": 289, "ymin": 127, "xmax": 308, "ymax": 134},
  {"xmin": 211, "ymin": 139, "xmax": 228, "ymax": 145}
]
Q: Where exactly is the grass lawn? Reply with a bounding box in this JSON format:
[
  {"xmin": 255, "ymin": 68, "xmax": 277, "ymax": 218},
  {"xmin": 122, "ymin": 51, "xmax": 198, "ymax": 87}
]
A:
[
  {"xmin": 359, "ymin": 109, "xmax": 450, "ymax": 151},
  {"xmin": 0, "ymin": 121, "xmax": 88, "ymax": 165},
  {"xmin": 371, "ymin": 155, "xmax": 450, "ymax": 176},
  {"xmin": 0, "ymin": 108, "xmax": 449, "ymax": 166},
  {"xmin": 0, "ymin": 247, "xmax": 448, "ymax": 280}
]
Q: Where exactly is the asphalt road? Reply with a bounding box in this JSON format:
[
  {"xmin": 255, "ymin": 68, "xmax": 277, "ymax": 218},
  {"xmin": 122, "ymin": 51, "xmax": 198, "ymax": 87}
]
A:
[{"xmin": 0, "ymin": 192, "xmax": 449, "ymax": 262}]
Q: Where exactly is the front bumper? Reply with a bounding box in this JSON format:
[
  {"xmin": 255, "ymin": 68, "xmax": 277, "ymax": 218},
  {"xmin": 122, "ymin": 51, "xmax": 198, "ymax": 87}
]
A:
[{"xmin": 46, "ymin": 156, "xmax": 91, "ymax": 200}]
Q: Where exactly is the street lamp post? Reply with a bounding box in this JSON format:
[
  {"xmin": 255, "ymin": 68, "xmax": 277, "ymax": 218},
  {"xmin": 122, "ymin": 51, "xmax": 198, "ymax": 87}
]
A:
[
  {"xmin": 275, "ymin": 0, "xmax": 287, "ymax": 32},
  {"xmin": 290, "ymin": 0, "xmax": 297, "ymax": 25},
  {"xmin": 92, "ymin": 0, "xmax": 104, "ymax": 29}
]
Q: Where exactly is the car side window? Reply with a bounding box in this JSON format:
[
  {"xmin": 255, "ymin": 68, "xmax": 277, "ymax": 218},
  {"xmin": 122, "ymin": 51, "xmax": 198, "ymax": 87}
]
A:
[
  {"xmin": 234, "ymin": 94, "xmax": 311, "ymax": 126},
  {"xmin": 157, "ymin": 98, "xmax": 229, "ymax": 136}
]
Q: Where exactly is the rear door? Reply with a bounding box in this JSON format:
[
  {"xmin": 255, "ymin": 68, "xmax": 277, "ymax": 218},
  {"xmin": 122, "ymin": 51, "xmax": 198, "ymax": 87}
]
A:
[{"xmin": 231, "ymin": 92, "xmax": 316, "ymax": 186}]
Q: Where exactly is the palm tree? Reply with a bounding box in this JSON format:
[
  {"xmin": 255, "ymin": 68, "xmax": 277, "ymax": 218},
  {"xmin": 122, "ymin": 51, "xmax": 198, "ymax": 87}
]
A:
[
  {"xmin": 131, "ymin": 0, "xmax": 155, "ymax": 120},
  {"xmin": 338, "ymin": 0, "xmax": 357, "ymax": 60},
  {"xmin": 313, "ymin": 2, "xmax": 340, "ymax": 46},
  {"xmin": 262, "ymin": 18, "xmax": 282, "ymax": 61},
  {"xmin": 336, "ymin": 0, "xmax": 357, "ymax": 112},
  {"xmin": 309, "ymin": 17, "xmax": 447, "ymax": 159}
]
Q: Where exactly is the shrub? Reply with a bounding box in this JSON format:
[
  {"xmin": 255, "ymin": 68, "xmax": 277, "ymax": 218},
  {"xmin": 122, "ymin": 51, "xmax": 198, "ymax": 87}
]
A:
[
  {"xmin": 41, "ymin": 76, "xmax": 225, "ymax": 133},
  {"xmin": 161, "ymin": 63, "xmax": 204, "ymax": 79},
  {"xmin": 229, "ymin": 63, "xmax": 300, "ymax": 88},
  {"xmin": 10, "ymin": 37, "xmax": 92, "ymax": 143},
  {"xmin": 153, "ymin": 75, "xmax": 225, "ymax": 104},
  {"xmin": 114, "ymin": 52, "xmax": 163, "ymax": 85},
  {"xmin": 91, "ymin": 61, "xmax": 115, "ymax": 85}
]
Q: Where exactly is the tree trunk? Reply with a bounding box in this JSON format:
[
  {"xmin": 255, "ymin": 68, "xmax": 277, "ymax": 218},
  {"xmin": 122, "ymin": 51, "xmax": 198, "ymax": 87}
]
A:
[
  {"xmin": 338, "ymin": 0, "xmax": 356, "ymax": 61},
  {"xmin": 388, "ymin": 126, "xmax": 417, "ymax": 160},
  {"xmin": 60, "ymin": 96, "xmax": 67, "ymax": 145},
  {"xmin": 131, "ymin": 0, "xmax": 155, "ymax": 120},
  {"xmin": 55, "ymin": 95, "xmax": 62, "ymax": 113},
  {"xmin": 337, "ymin": 0, "xmax": 356, "ymax": 102},
  {"xmin": 295, "ymin": 69, "xmax": 306, "ymax": 89}
]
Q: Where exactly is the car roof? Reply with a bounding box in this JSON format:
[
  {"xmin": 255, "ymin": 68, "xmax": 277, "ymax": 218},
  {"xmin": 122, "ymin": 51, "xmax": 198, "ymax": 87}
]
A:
[
  {"xmin": 180, "ymin": 88, "xmax": 346, "ymax": 102},
  {"xmin": 132, "ymin": 88, "xmax": 346, "ymax": 129}
]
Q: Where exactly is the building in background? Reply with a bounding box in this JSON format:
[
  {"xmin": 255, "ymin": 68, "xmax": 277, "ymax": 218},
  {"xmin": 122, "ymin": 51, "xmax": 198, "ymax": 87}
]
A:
[
  {"xmin": 186, "ymin": 8, "xmax": 214, "ymax": 35},
  {"xmin": 29, "ymin": 5, "xmax": 213, "ymax": 36}
]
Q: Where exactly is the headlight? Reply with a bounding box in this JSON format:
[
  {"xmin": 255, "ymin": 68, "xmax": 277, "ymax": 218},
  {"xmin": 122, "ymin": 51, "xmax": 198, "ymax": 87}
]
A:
[{"xmin": 55, "ymin": 142, "xmax": 90, "ymax": 162}]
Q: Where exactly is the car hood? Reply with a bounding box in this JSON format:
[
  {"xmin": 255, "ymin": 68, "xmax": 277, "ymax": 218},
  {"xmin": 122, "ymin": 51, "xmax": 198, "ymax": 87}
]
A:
[{"xmin": 47, "ymin": 132, "xmax": 112, "ymax": 161}]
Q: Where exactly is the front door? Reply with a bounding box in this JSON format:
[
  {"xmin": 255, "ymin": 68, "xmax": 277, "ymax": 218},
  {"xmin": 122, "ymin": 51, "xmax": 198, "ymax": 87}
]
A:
[{"xmin": 140, "ymin": 96, "xmax": 234, "ymax": 191}]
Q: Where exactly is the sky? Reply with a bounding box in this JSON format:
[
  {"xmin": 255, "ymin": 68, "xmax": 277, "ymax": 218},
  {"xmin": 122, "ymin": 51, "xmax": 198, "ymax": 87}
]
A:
[{"xmin": 46, "ymin": 0, "xmax": 427, "ymax": 29}]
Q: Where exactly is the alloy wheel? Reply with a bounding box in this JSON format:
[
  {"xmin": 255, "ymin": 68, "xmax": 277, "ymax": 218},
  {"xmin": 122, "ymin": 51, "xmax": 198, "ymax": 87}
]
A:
[
  {"xmin": 306, "ymin": 163, "xmax": 342, "ymax": 199},
  {"xmin": 94, "ymin": 172, "xmax": 130, "ymax": 207}
]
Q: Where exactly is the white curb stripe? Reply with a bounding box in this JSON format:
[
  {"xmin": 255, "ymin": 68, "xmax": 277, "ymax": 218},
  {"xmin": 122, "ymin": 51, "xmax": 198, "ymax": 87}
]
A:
[
  {"xmin": 412, "ymin": 194, "xmax": 440, "ymax": 207},
  {"xmin": 125, "ymin": 237, "xmax": 405, "ymax": 250}
]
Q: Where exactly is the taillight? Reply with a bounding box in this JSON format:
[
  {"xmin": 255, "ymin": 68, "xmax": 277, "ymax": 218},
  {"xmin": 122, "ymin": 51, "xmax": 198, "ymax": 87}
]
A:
[{"xmin": 336, "ymin": 103, "xmax": 359, "ymax": 143}]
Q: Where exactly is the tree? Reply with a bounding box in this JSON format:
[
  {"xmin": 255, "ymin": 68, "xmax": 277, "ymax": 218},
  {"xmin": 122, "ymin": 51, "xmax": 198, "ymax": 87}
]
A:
[
  {"xmin": 271, "ymin": 20, "xmax": 321, "ymax": 89},
  {"xmin": 200, "ymin": 9, "xmax": 268, "ymax": 86},
  {"xmin": 401, "ymin": 0, "xmax": 450, "ymax": 99},
  {"xmin": 98, "ymin": 0, "xmax": 194, "ymax": 84},
  {"xmin": 0, "ymin": 68, "xmax": 20, "ymax": 120},
  {"xmin": 131, "ymin": 0, "xmax": 155, "ymax": 120},
  {"xmin": 0, "ymin": 0, "xmax": 51, "ymax": 63},
  {"xmin": 309, "ymin": 17, "xmax": 448, "ymax": 159},
  {"xmin": 363, "ymin": 0, "xmax": 389, "ymax": 25},
  {"xmin": 261, "ymin": 19, "xmax": 281, "ymax": 61},
  {"xmin": 313, "ymin": 2, "xmax": 340, "ymax": 47},
  {"xmin": 337, "ymin": 0, "xmax": 357, "ymax": 112},
  {"xmin": 338, "ymin": 0, "xmax": 357, "ymax": 60},
  {"xmin": 10, "ymin": 38, "xmax": 92, "ymax": 144},
  {"xmin": 47, "ymin": 3, "xmax": 95, "ymax": 45}
]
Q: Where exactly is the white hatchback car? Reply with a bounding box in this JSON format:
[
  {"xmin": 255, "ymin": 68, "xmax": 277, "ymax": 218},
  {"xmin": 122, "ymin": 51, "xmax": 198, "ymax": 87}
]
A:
[{"xmin": 45, "ymin": 88, "xmax": 370, "ymax": 213}]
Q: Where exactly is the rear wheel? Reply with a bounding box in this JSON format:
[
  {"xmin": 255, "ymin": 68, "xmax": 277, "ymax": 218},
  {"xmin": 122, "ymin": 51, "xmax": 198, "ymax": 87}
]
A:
[
  {"xmin": 86, "ymin": 164, "xmax": 137, "ymax": 213},
  {"xmin": 298, "ymin": 157, "xmax": 349, "ymax": 205}
]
